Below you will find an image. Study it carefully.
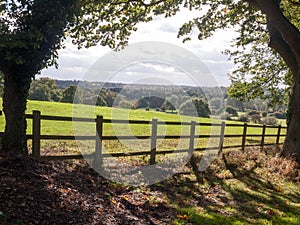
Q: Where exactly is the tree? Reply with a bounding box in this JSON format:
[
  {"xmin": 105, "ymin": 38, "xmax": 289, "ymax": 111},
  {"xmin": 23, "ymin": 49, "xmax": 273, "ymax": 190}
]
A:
[
  {"xmin": 173, "ymin": 0, "xmax": 300, "ymax": 162},
  {"xmin": 225, "ymin": 106, "xmax": 238, "ymax": 117},
  {"xmin": 2, "ymin": 0, "xmax": 300, "ymax": 162},
  {"xmin": 179, "ymin": 100, "xmax": 198, "ymax": 117},
  {"xmin": 118, "ymin": 100, "xmax": 134, "ymax": 109},
  {"xmin": 0, "ymin": 71, "xmax": 3, "ymax": 97},
  {"xmin": 179, "ymin": 98, "xmax": 211, "ymax": 118},
  {"xmin": 226, "ymin": 98, "xmax": 245, "ymax": 112},
  {"xmin": 28, "ymin": 78, "xmax": 61, "ymax": 101},
  {"xmin": 61, "ymin": 85, "xmax": 82, "ymax": 104},
  {"xmin": 0, "ymin": 0, "xmax": 165, "ymax": 154},
  {"xmin": 193, "ymin": 98, "xmax": 211, "ymax": 118}
]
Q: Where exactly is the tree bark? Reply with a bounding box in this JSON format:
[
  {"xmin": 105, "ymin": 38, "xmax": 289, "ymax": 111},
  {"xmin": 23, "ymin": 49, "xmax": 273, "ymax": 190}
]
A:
[
  {"xmin": 283, "ymin": 69, "xmax": 300, "ymax": 162},
  {"xmin": 1, "ymin": 72, "xmax": 31, "ymax": 155},
  {"xmin": 252, "ymin": 0, "xmax": 300, "ymax": 163}
]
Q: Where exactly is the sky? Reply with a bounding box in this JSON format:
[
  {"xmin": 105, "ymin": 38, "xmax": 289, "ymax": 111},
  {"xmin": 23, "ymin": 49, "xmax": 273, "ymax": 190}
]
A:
[{"xmin": 40, "ymin": 8, "xmax": 237, "ymax": 87}]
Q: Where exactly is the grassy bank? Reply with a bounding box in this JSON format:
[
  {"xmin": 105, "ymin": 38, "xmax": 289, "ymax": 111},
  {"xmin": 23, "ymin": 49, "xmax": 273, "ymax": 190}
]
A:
[{"xmin": 0, "ymin": 99, "xmax": 286, "ymax": 158}]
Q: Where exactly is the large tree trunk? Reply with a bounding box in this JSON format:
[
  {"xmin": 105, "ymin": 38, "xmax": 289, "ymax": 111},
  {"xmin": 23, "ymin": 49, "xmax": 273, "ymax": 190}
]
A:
[
  {"xmin": 1, "ymin": 73, "xmax": 31, "ymax": 155},
  {"xmin": 254, "ymin": 0, "xmax": 300, "ymax": 163},
  {"xmin": 283, "ymin": 70, "xmax": 300, "ymax": 162}
]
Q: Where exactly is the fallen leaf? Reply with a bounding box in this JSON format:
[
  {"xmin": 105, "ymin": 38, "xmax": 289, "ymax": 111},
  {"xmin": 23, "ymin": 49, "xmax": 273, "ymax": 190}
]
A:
[
  {"xmin": 98, "ymin": 208, "xmax": 103, "ymax": 214},
  {"xmin": 177, "ymin": 214, "xmax": 189, "ymax": 220}
]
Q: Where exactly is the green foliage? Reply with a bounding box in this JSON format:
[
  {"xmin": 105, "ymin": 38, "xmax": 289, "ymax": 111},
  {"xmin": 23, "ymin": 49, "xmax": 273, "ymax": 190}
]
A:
[
  {"xmin": 247, "ymin": 110, "xmax": 259, "ymax": 116},
  {"xmin": 161, "ymin": 95, "xmax": 179, "ymax": 111},
  {"xmin": 261, "ymin": 111, "xmax": 268, "ymax": 117},
  {"xmin": 97, "ymin": 89, "xmax": 117, "ymax": 107},
  {"xmin": 250, "ymin": 114, "xmax": 261, "ymax": 124},
  {"xmin": 0, "ymin": 0, "xmax": 79, "ymax": 77},
  {"xmin": 118, "ymin": 100, "xmax": 134, "ymax": 109},
  {"xmin": 210, "ymin": 98, "xmax": 224, "ymax": 112},
  {"xmin": 179, "ymin": 98, "xmax": 211, "ymax": 118},
  {"xmin": 238, "ymin": 114, "xmax": 249, "ymax": 123},
  {"xmin": 1, "ymin": 0, "xmax": 298, "ymax": 153},
  {"xmin": 226, "ymin": 98, "xmax": 245, "ymax": 112},
  {"xmin": 261, "ymin": 116, "xmax": 278, "ymax": 126},
  {"xmin": 0, "ymin": 0, "xmax": 168, "ymax": 76},
  {"xmin": 96, "ymin": 95, "xmax": 107, "ymax": 107},
  {"xmin": 28, "ymin": 78, "xmax": 61, "ymax": 101},
  {"xmin": 273, "ymin": 111, "xmax": 287, "ymax": 120},
  {"xmin": 219, "ymin": 112, "xmax": 231, "ymax": 120},
  {"xmin": 193, "ymin": 98, "xmax": 211, "ymax": 118},
  {"xmin": 225, "ymin": 106, "xmax": 238, "ymax": 117},
  {"xmin": 61, "ymin": 85, "xmax": 82, "ymax": 104},
  {"xmin": 222, "ymin": 2, "xmax": 299, "ymax": 107},
  {"xmin": 160, "ymin": 0, "xmax": 300, "ymax": 109}
]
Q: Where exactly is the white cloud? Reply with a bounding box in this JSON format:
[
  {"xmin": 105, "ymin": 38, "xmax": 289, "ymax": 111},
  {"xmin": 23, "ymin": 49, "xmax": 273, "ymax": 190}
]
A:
[{"xmin": 40, "ymin": 9, "xmax": 236, "ymax": 86}]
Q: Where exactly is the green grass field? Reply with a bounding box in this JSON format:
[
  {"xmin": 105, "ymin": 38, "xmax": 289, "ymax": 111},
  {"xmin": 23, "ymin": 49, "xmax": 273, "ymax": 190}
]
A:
[
  {"xmin": 0, "ymin": 98, "xmax": 286, "ymax": 158},
  {"xmin": 0, "ymin": 101, "xmax": 298, "ymax": 225}
]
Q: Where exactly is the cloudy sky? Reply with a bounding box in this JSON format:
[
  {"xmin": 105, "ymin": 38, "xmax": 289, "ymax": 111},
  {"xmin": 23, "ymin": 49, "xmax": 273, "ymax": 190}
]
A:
[{"xmin": 40, "ymin": 9, "xmax": 236, "ymax": 86}]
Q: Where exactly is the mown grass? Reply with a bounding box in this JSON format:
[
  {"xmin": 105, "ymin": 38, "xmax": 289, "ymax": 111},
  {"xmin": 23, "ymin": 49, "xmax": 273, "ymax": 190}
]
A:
[{"xmin": 0, "ymin": 99, "xmax": 286, "ymax": 157}]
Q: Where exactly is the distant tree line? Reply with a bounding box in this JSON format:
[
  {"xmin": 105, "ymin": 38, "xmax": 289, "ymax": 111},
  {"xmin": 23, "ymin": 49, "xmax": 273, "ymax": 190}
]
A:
[{"xmin": 24, "ymin": 78, "xmax": 287, "ymax": 120}]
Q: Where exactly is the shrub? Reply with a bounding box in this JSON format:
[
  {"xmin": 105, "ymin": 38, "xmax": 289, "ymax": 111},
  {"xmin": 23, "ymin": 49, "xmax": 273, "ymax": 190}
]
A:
[
  {"xmin": 247, "ymin": 110, "xmax": 259, "ymax": 116},
  {"xmin": 261, "ymin": 116, "xmax": 278, "ymax": 126},
  {"xmin": 118, "ymin": 100, "xmax": 134, "ymax": 109},
  {"xmin": 274, "ymin": 111, "xmax": 287, "ymax": 119},
  {"xmin": 225, "ymin": 106, "xmax": 238, "ymax": 117},
  {"xmin": 261, "ymin": 111, "xmax": 268, "ymax": 117},
  {"xmin": 238, "ymin": 114, "xmax": 249, "ymax": 122},
  {"xmin": 179, "ymin": 98, "xmax": 211, "ymax": 118},
  {"xmin": 219, "ymin": 112, "xmax": 231, "ymax": 120},
  {"xmin": 250, "ymin": 114, "xmax": 261, "ymax": 123}
]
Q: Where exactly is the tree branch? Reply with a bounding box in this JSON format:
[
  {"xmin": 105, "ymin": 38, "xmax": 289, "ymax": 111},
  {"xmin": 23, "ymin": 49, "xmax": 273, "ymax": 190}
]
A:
[
  {"xmin": 267, "ymin": 21, "xmax": 298, "ymax": 75},
  {"xmin": 288, "ymin": 0, "xmax": 300, "ymax": 6},
  {"xmin": 253, "ymin": 0, "xmax": 300, "ymax": 58}
]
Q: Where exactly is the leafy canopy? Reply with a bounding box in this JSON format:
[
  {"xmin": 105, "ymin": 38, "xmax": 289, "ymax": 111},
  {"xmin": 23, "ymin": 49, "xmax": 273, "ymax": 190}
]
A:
[
  {"xmin": 164, "ymin": 0, "xmax": 299, "ymax": 107},
  {"xmin": 1, "ymin": 0, "xmax": 299, "ymax": 104},
  {"xmin": 0, "ymin": 0, "xmax": 179, "ymax": 78},
  {"xmin": 181, "ymin": 0, "xmax": 299, "ymax": 107}
]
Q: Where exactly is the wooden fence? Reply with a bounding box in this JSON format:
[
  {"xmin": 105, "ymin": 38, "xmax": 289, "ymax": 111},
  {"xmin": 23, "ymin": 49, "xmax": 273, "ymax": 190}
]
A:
[{"xmin": 0, "ymin": 110, "xmax": 287, "ymax": 163}]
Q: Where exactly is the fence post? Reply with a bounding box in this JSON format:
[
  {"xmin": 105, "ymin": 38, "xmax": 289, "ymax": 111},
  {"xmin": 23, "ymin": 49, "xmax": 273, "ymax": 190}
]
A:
[
  {"xmin": 95, "ymin": 115, "xmax": 103, "ymax": 169},
  {"xmin": 32, "ymin": 110, "xmax": 41, "ymax": 158},
  {"xmin": 241, "ymin": 123, "xmax": 247, "ymax": 151},
  {"xmin": 218, "ymin": 122, "xmax": 226, "ymax": 153},
  {"xmin": 276, "ymin": 125, "xmax": 282, "ymax": 144},
  {"xmin": 261, "ymin": 124, "xmax": 266, "ymax": 151},
  {"xmin": 150, "ymin": 118, "xmax": 158, "ymax": 165},
  {"xmin": 189, "ymin": 121, "xmax": 196, "ymax": 155}
]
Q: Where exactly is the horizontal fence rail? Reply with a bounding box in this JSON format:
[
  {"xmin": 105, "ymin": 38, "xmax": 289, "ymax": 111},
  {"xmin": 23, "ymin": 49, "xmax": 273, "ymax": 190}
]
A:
[{"xmin": 0, "ymin": 110, "xmax": 287, "ymax": 164}]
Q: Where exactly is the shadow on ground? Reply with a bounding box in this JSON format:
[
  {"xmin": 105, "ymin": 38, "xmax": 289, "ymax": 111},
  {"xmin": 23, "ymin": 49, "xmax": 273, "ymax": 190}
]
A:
[{"xmin": 149, "ymin": 146, "xmax": 300, "ymax": 224}]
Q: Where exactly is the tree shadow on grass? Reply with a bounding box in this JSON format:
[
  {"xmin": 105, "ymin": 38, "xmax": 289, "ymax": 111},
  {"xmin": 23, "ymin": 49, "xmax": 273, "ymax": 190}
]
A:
[
  {"xmin": 1, "ymin": 146, "xmax": 298, "ymax": 225},
  {"xmin": 150, "ymin": 147, "xmax": 300, "ymax": 224}
]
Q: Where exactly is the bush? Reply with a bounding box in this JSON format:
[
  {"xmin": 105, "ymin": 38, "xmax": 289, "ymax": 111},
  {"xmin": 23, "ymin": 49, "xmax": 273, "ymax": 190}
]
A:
[
  {"xmin": 247, "ymin": 110, "xmax": 259, "ymax": 116},
  {"xmin": 261, "ymin": 111, "xmax": 268, "ymax": 117},
  {"xmin": 118, "ymin": 100, "xmax": 134, "ymax": 109},
  {"xmin": 225, "ymin": 106, "xmax": 238, "ymax": 117},
  {"xmin": 238, "ymin": 114, "xmax": 249, "ymax": 122},
  {"xmin": 261, "ymin": 116, "xmax": 278, "ymax": 126},
  {"xmin": 251, "ymin": 114, "xmax": 261, "ymax": 123},
  {"xmin": 274, "ymin": 111, "xmax": 287, "ymax": 119},
  {"xmin": 179, "ymin": 98, "xmax": 211, "ymax": 118},
  {"xmin": 219, "ymin": 112, "xmax": 231, "ymax": 120}
]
